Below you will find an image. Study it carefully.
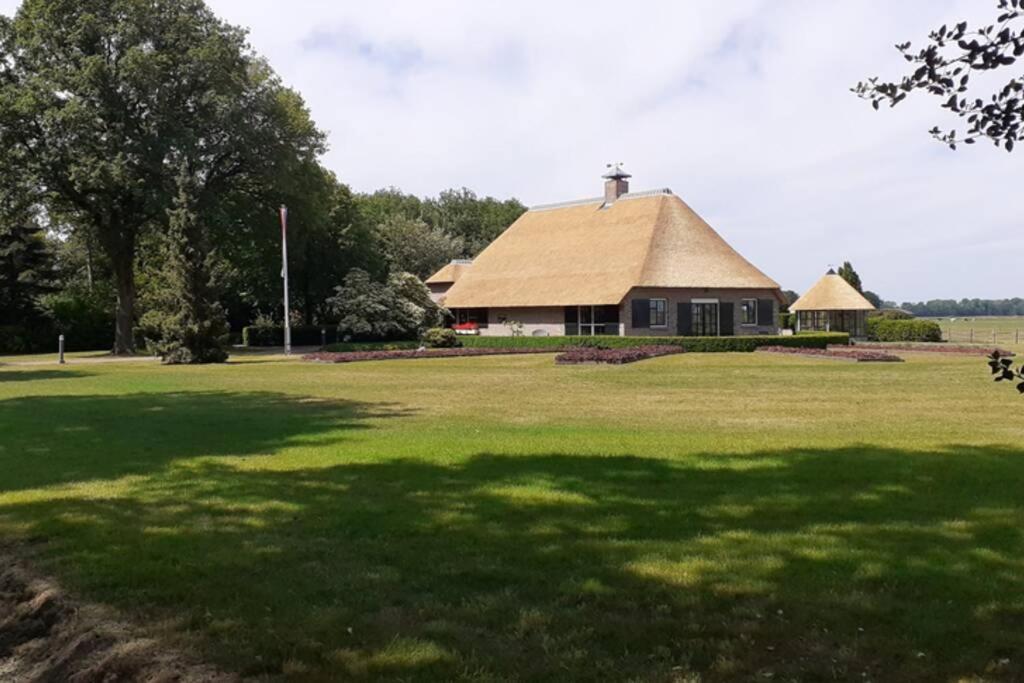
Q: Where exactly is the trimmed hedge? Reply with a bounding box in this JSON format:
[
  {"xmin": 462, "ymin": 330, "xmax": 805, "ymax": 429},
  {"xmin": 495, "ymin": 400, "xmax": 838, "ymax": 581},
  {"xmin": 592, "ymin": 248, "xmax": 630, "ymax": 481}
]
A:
[
  {"xmin": 323, "ymin": 340, "xmax": 422, "ymax": 353},
  {"xmin": 318, "ymin": 333, "xmax": 849, "ymax": 354},
  {"xmin": 242, "ymin": 325, "xmax": 342, "ymax": 347},
  {"xmin": 454, "ymin": 333, "xmax": 848, "ymax": 352},
  {"xmin": 866, "ymin": 318, "xmax": 942, "ymax": 343}
]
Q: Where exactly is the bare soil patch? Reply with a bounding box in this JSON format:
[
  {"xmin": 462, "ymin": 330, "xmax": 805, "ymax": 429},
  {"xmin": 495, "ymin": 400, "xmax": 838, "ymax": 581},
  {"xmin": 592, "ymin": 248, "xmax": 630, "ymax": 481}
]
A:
[{"xmin": 0, "ymin": 547, "xmax": 235, "ymax": 683}]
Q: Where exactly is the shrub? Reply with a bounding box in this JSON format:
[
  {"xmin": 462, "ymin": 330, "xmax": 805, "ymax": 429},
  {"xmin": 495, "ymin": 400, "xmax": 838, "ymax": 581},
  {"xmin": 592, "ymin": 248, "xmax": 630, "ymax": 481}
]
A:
[
  {"xmin": 38, "ymin": 290, "xmax": 114, "ymax": 352},
  {"xmin": 869, "ymin": 308, "xmax": 915, "ymax": 320},
  {"xmin": 0, "ymin": 323, "xmax": 53, "ymax": 354},
  {"xmin": 866, "ymin": 318, "xmax": 942, "ymax": 342},
  {"xmin": 555, "ymin": 345, "xmax": 683, "ymax": 365},
  {"xmin": 845, "ymin": 342, "xmax": 1013, "ymax": 356},
  {"xmin": 326, "ymin": 269, "xmax": 442, "ymax": 342},
  {"xmin": 756, "ymin": 346, "xmax": 903, "ymax": 362},
  {"xmin": 422, "ymin": 327, "xmax": 461, "ymax": 348}
]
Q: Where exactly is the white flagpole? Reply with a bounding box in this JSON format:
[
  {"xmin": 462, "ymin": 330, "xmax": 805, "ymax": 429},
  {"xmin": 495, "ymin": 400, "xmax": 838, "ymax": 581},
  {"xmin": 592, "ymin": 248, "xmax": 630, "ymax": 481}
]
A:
[{"xmin": 280, "ymin": 205, "xmax": 291, "ymax": 355}]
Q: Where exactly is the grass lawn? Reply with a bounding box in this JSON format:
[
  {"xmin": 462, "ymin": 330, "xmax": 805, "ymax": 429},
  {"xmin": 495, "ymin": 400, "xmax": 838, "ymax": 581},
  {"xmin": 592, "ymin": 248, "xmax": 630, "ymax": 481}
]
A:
[
  {"xmin": 924, "ymin": 315, "xmax": 1024, "ymax": 346},
  {"xmin": 2, "ymin": 349, "xmax": 1024, "ymax": 681}
]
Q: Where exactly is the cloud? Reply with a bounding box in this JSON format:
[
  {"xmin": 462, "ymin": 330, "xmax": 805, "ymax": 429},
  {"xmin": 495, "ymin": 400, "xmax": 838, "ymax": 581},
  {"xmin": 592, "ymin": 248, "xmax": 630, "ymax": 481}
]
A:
[{"xmin": 1, "ymin": 0, "xmax": 1020, "ymax": 300}]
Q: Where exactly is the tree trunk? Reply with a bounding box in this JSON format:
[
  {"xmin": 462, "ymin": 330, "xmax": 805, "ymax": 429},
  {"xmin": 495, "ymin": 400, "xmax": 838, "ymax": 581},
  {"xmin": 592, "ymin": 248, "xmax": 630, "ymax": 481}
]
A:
[{"xmin": 112, "ymin": 254, "xmax": 136, "ymax": 355}]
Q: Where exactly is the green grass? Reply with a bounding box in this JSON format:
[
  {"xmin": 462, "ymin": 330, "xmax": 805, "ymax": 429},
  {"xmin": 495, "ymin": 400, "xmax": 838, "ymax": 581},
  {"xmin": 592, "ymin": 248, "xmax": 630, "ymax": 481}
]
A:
[{"xmin": 1, "ymin": 350, "xmax": 1024, "ymax": 680}]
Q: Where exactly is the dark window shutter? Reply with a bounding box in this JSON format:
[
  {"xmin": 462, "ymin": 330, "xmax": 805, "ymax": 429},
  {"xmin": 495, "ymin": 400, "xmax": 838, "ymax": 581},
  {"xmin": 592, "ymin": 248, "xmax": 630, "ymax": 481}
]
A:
[
  {"xmin": 757, "ymin": 299, "xmax": 774, "ymax": 327},
  {"xmin": 564, "ymin": 306, "xmax": 579, "ymax": 335},
  {"xmin": 677, "ymin": 302, "xmax": 693, "ymax": 336},
  {"xmin": 720, "ymin": 302, "xmax": 735, "ymax": 336},
  {"xmin": 631, "ymin": 299, "xmax": 650, "ymax": 329}
]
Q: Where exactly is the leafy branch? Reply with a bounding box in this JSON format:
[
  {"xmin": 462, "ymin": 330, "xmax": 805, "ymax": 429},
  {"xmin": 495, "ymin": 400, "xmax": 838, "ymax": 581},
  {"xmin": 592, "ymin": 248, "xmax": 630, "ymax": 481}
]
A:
[
  {"xmin": 853, "ymin": 0, "xmax": 1024, "ymax": 151},
  {"xmin": 988, "ymin": 351, "xmax": 1024, "ymax": 394}
]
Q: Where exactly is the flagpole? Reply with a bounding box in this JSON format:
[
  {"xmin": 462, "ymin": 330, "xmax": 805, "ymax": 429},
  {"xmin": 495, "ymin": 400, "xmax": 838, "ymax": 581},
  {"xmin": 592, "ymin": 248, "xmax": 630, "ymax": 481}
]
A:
[{"xmin": 280, "ymin": 205, "xmax": 291, "ymax": 356}]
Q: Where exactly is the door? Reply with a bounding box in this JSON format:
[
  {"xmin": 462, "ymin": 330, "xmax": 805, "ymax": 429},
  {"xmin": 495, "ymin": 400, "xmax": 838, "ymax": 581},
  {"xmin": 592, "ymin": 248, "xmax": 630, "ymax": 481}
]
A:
[{"xmin": 691, "ymin": 302, "xmax": 719, "ymax": 336}]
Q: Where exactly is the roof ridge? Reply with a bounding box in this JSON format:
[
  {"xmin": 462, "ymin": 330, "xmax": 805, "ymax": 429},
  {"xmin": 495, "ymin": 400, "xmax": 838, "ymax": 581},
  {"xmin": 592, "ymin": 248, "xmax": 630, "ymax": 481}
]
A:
[
  {"xmin": 529, "ymin": 187, "xmax": 674, "ymax": 212},
  {"xmin": 620, "ymin": 188, "xmax": 673, "ymax": 200},
  {"xmin": 529, "ymin": 196, "xmax": 604, "ymax": 212},
  {"xmin": 635, "ymin": 192, "xmax": 672, "ymax": 286}
]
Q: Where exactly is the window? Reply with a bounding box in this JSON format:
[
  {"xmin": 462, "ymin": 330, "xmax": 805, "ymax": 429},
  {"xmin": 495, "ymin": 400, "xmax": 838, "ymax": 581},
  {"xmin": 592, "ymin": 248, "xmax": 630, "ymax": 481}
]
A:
[
  {"xmin": 741, "ymin": 299, "xmax": 757, "ymax": 325},
  {"xmin": 454, "ymin": 308, "xmax": 489, "ymax": 328},
  {"xmin": 649, "ymin": 299, "xmax": 667, "ymax": 328},
  {"xmin": 571, "ymin": 305, "xmax": 621, "ymax": 336}
]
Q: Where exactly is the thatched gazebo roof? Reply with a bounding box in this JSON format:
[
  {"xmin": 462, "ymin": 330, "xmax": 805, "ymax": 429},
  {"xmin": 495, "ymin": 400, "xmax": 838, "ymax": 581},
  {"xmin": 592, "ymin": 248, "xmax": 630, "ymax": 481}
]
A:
[{"xmin": 790, "ymin": 271, "xmax": 876, "ymax": 312}]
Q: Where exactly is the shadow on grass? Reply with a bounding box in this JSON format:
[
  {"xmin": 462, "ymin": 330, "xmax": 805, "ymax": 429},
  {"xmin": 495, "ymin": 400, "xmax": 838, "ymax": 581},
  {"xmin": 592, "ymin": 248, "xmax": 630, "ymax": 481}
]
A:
[
  {"xmin": 0, "ymin": 391, "xmax": 410, "ymax": 492},
  {"xmin": 1, "ymin": 392, "xmax": 1023, "ymax": 680},
  {"xmin": 0, "ymin": 369, "xmax": 92, "ymax": 383}
]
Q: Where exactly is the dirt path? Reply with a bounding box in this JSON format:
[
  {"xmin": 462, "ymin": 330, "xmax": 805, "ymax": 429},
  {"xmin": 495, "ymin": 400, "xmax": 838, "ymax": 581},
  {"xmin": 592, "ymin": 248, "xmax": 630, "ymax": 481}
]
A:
[
  {"xmin": 1, "ymin": 355, "xmax": 160, "ymax": 367},
  {"xmin": 1, "ymin": 346, "xmax": 321, "ymax": 367},
  {"xmin": 0, "ymin": 548, "xmax": 236, "ymax": 682}
]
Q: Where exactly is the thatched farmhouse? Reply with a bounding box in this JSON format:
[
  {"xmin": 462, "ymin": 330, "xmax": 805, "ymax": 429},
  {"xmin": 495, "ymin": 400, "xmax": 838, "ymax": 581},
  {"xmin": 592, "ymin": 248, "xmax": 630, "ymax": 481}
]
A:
[
  {"xmin": 790, "ymin": 269, "xmax": 876, "ymax": 337},
  {"xmin": 427, "ymin": 167, "xmax": 783, "ymax": 337}
]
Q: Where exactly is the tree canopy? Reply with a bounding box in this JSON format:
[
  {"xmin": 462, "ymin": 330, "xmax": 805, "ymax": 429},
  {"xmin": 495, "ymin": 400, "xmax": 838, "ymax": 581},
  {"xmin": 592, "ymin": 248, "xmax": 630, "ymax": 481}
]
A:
[
  {"xmin": 837, "ymin": 261, "xmax": 863, "ymax": 293},
  {"xmin": 0, "ymin": 1, "xmax": 527, "ymax": 357},
  {"xmin": 854, "ymin": 0, "xmax": 1024, "ymax": 151},
  {"xmin": 0, "ymin": 0, "xmax": 324, "ymax": 353}
]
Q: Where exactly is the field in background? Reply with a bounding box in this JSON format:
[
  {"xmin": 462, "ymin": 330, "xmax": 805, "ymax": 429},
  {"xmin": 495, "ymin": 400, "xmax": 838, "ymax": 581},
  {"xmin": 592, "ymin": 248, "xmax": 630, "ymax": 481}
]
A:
[
  {"xmin": 922, "ymin": 315, "xmax": 1024, "ymax": 346},
  {"xmin": 2, "ymin": 351, "xmax": 1024, "ymax": 680}
]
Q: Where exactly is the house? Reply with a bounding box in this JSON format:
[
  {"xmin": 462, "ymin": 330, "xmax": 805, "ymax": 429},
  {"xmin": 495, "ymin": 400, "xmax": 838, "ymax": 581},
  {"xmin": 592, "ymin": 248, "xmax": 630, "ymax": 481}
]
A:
[
  {"xmin": 426, "ymin": 167, "xmax": 783, "ymax": 337},
  {"xmin": 789, "ymin": 269, "xmax": 876, "ymax": 337}
]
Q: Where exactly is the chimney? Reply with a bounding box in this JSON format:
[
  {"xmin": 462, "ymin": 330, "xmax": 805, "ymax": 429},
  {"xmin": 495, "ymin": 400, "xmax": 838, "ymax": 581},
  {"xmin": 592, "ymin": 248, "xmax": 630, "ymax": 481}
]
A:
[{"xmin": 602, "ymin": 164, "xmax": 631, "ymax": 205}]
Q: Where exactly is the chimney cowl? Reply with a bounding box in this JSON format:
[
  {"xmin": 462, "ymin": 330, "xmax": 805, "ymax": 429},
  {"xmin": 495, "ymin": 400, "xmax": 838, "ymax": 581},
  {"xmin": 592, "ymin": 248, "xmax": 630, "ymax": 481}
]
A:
[{"xmin": 602, "ymin": 164, "xmax": 631, "ymax": 205}]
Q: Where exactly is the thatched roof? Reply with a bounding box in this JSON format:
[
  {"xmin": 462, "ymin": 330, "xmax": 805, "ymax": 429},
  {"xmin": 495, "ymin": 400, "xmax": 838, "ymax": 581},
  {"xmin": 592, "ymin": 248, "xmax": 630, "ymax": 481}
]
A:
[
  {"xmin": 425, "ymin": 260, "xmax": 472, "ymax": 285},
  {"xmin": 440, "ymin": 189, "xmax": 780, "ymax": 308},
  {"xmin": 790, "ymin": 272, "xmax": 876, "ymax": 312}
]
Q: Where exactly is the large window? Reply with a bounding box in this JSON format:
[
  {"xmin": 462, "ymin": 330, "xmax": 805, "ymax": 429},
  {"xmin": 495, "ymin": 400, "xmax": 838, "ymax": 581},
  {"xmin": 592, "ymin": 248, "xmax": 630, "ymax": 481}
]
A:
[
  {"xmin": 454, "ymin": 308, "xmax": 488, "ymax": 328},
  {"xmin": 566, "ymin": 305, "xmax": 620, "ymax": 335},
  {"xmin": 649, "ymin": 299, "xmax": 667, "ymax": 328},
  {"xmin": 741, "ymin": 299, "xmax": 757, "ymax": 325}
]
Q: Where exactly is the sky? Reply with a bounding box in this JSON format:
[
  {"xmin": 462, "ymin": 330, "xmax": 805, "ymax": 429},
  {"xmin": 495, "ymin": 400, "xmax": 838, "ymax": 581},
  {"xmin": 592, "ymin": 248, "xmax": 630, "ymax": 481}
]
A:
[{"xmin": 1, "ymin": 1, "xmax": 1021, "ymax": 302}]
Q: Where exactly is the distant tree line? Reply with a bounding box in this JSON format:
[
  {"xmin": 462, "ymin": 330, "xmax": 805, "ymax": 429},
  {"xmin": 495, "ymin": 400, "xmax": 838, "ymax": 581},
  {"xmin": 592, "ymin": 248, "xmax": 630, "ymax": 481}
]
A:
[
  {"xmin": 0, "ymin": 0, "xmax": 524, "ymax": 361},
  {"xmin": 897, "ymin": 299, "xmax": 1024, "ymax": 317}
]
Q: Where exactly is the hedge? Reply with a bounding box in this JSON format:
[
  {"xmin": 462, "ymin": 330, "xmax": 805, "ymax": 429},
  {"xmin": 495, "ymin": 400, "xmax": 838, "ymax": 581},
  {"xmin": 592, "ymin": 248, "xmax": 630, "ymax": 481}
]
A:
[
  {"xmin": 319, "ymin": 333, "xmax": 849, "ymax": 354},
  {"xmin": 866, "ymin": 318, "xmax": 942, "ymax": 343},
  {"xmin": 323, "ymin": 340, "xmax": 422, "ymax": 352},
  {"xmin": 456, "ymin": 333, "xmax": 849, "ymax": 352},
  {"xmin": 0, "ymin": 321, "xmax": 114, "ymax": 355},
  {"xmin": 242, "ymin": 325, "xmax": 343, "ymax": 347}
]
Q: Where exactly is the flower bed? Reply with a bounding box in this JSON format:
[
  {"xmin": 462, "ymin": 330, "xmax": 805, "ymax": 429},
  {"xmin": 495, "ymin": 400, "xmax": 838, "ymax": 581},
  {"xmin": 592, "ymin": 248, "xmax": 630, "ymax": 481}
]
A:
[
  {"xmin": 304, "ymin": 348, "xmax": 550, "ymax": 363},
  {"xmin": 841, "ymin": 342, "xmax": 1015, "ymax": 357},
  {"xmin": 756, "ymin": 346, "xmax": 903, "ymax": 362},
  {"xmin": 555, "ymin": 345, "xmax": 683, "ymax": 365}
]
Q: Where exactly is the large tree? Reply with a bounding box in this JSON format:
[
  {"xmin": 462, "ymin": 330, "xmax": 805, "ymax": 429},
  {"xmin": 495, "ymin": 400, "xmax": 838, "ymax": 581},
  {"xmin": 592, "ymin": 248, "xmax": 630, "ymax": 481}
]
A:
[
  {"xmin": 854, "ymin": 0, "xmax": 1024, "ymax": 151},
  {"xmin": 141, "ymin": 167, "xmax": 228, "ymax": 364},
  {"xmin": 0, "ymin": 0, "xmax": 324, "ymax": 353},
  {"xmin": 373, "ymin": 214, "xmax": 464, "ymax": 280}
]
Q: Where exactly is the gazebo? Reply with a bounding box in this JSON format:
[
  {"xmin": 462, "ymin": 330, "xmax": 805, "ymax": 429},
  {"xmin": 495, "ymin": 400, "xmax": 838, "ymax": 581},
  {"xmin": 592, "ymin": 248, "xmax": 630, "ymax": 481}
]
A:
[{"xmin": 790, "ymin": 269, "xmax": 876, "ymax": 338}]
